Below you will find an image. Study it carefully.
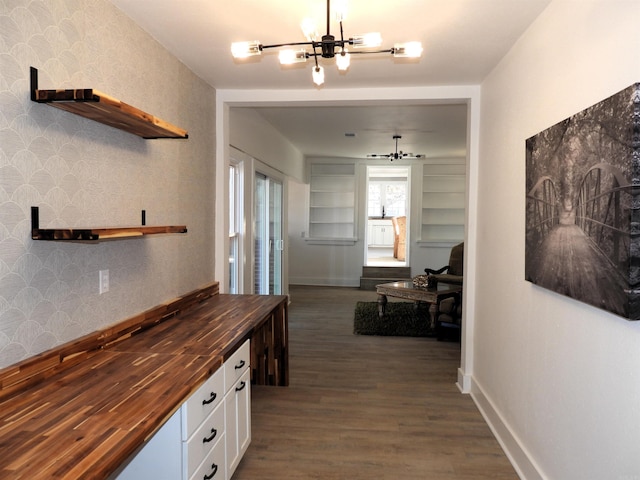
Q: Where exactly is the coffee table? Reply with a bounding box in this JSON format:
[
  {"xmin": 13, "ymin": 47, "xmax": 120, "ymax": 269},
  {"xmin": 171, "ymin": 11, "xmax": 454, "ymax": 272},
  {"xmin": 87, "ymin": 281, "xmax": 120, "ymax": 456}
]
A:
[{"xmin": 376, "ymin": 281, "xmax": 463, "ymax": 331}]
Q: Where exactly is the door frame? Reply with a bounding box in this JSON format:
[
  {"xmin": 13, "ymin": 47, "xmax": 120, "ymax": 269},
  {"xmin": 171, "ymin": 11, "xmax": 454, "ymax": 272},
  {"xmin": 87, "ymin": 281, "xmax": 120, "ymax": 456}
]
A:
[
  {"xmin": 364, "ymin": 164, "xmax": 411, "ymax": 266},
  {"xmin": 216, "ymin": 85, "xmax": 480, "ymax": 393}
]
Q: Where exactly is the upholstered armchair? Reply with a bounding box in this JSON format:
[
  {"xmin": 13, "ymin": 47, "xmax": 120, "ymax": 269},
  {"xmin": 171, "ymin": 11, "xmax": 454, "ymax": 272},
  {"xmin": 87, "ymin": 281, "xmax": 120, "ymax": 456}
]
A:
[
  {"xmin": 424, "ymin": 242, "xmax": 464, "ymax": 339},
  {"xmin": 424, "ymin": 242, "xmax": 463, "ymax": 285}
]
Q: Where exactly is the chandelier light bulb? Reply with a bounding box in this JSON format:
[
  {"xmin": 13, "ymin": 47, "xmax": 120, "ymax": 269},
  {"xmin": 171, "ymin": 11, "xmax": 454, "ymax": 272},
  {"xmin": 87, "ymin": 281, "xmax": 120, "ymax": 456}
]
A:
[
  {"xmin": 231, "ymin": 41, "xmax": 261, "ymax": 58},
  {"xmin": 336, "ymin": 50, "xmax": 350, "ymax": 71},
  {"xmin": 333, "ymin": 0, "xmax": 348, "ymax": 21},
  {"xmin": 279, "ymin": 49, "xmax": 308, "ymax": 65},
  {"xmin": 300, "ymin": 18, "xmax": 318, "ymax": 41},
  {"xmin": 393, "ymin": 42, "xmax": 424, "ymax": 58},
  {"xmin": 312, "ymin": 65, "xmax": 325, "ymax": 85},
  {"xmin": 352, "ymin": 32, "xmax": 382, "ymax": 48}
]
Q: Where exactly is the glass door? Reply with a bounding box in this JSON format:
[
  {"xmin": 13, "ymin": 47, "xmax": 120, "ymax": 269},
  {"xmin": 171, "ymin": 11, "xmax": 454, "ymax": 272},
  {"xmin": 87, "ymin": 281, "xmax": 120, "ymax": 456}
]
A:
[{"xmin": 254, "ymin": 172, "xmax": 283, "ymax": 294}]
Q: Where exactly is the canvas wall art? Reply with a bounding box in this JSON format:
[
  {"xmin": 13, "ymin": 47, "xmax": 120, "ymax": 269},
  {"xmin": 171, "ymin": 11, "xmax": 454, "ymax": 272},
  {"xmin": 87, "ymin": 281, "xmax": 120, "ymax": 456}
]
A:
[{"xmin": 525, "ymin": 83, "xmax": 640, "ymax": 320}]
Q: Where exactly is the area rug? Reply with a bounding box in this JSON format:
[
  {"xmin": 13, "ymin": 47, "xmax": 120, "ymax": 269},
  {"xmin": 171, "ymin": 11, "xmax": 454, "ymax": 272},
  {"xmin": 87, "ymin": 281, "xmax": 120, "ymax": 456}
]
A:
[{"xmin": 353, "ymin": 301, "xmax": 434, "ymax": 337}]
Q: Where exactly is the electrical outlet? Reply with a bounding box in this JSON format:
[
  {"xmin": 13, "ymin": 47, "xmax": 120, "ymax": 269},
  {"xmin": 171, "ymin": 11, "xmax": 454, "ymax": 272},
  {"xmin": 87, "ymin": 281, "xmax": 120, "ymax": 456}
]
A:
[{"xmin": 99, "ymin": 270, "xmax": 109, "ymax": 294}]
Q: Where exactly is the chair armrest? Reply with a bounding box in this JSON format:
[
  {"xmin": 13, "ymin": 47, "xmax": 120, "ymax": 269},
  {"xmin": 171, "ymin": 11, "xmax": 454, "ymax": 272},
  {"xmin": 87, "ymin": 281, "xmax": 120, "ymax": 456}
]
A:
[
  {"xmin": 434, "ymin": 274, "xmax": 463, "ymax": 285},
  {"xmin": 425, "ymin": 265, "xmax": 449, "ymax": 275}
]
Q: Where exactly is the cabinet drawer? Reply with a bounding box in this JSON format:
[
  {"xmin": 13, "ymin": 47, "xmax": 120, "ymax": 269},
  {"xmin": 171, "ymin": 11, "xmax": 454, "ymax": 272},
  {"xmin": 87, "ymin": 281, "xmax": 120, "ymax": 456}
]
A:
[
  {"xmin": 189, "ymin": 432, "xmax": 226, "ymax": 480},
  {"xmin": 224, "ymin": 339, "xmax": 250, "ymax": 392},
  {"xmin": 184, "ymin": 401, "xmax": 225, "ymax": 479},
  {"xmin": 181, "ymin": 366, "xmax": 224, "ymax": 440}
]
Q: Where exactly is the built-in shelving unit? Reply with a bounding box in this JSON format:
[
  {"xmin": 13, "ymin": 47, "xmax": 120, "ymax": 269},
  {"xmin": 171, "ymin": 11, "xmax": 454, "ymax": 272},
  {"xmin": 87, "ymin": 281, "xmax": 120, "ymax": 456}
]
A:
[
  {"xmin": 308, "ymin": 163, "xmax": 356, "ymax": 241},
  {"xmin": 31, "ymin": 207, "xmax": 187, "ymax": 242},
  {"xmin": 421, "ymin": 162, "xmax": 466, "ymax": 243},
  {"xmin": 30, "ymin": 67, "xmax": 188, "ymax": 139}
]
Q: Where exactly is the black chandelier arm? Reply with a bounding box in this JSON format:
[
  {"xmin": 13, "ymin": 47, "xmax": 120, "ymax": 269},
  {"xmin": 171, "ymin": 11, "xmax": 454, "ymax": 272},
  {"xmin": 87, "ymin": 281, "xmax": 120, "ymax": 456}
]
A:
[
  {"xmin": 259, "ymin": 42, "xmax": 395, "ymax": 57},
  {"xmin": 260, "ymin": 41, "xmax": 315, "ymax": 50},
  {"xmin": 346, "ymin": 48, "xmax": 394, "ymax": 55},
  {"xmin": 313, "ymin": 48, "xmax": 320, "ymax": 68}
]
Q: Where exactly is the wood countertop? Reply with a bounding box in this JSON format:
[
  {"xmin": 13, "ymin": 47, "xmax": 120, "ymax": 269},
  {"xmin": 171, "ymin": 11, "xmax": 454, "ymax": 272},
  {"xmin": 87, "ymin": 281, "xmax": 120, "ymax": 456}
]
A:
[{"xmin": 0, "ymin": 291, "xmax": 287, "ymax": 479}]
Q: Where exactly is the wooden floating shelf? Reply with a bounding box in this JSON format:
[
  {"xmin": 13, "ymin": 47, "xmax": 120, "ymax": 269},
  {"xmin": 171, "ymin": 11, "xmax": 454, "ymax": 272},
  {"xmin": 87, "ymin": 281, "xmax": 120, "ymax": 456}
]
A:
[
  {"xmin": 31, "ymin": 207, "xmax": 187, "ymax": 242},
  {"xmin": 30, "ymin": 67, "xmax": 188, "ymax": 139}
]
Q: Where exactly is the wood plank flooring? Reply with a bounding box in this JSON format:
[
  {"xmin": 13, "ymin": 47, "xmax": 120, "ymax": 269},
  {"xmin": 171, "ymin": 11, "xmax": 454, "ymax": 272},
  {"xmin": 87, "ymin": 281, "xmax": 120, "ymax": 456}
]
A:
[{"xmin": 232, "ymin": 285, "xmax": 518, "ymax": 479}]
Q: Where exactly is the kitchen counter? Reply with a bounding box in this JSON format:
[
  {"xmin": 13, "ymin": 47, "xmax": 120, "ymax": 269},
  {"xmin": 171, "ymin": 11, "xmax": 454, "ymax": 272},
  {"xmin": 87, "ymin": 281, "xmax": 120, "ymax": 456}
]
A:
[{"xmin": 0, "ymin": 287, "xmax": 288, "ymax": 479}]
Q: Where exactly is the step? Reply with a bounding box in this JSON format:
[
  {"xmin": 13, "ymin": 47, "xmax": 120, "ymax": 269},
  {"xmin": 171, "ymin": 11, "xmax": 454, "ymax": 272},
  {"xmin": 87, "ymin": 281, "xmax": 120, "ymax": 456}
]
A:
[{"xmin": 362, "ymin": 266, "xmax": 411, "ymax": 279}]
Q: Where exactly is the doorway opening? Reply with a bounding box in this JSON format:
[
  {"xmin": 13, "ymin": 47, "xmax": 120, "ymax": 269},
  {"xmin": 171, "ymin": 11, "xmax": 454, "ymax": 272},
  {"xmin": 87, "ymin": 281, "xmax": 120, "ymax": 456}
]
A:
[{"xmin": 365, "ymin": 165, "xmax": 410, "ymax": 266}]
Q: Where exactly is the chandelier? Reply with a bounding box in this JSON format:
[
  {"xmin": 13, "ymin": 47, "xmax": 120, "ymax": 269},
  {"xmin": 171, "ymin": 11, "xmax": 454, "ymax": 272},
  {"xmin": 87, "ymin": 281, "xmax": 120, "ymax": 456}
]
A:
[
  {"xmin": 231, "ymin": 0, "xmax": 423, "ymax": 86},
  {"xmin": 367, "ymin": 135, "xmax": 425, "ymax": 161}
]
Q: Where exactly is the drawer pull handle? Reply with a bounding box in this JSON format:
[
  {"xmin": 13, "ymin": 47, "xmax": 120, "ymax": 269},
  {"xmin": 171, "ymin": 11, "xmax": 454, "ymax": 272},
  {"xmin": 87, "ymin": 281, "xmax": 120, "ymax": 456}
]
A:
[
  {"xmin": 203, "ymin": 428, "xmax": 218, "ymax": 443},
  {"xmin": 202, "ymin": 392, "xmax": 217, "ymax": 405},
  {"xmin": 235, "ymin": 381, "xmax": 246, "ymax": 392},
  {"xmin": 235, "ymin": 360, "xmax": 246, "ymax": 370},
  {"xmin": 203, "ymin": 463, "xmax": 218, "ymax": 480}
]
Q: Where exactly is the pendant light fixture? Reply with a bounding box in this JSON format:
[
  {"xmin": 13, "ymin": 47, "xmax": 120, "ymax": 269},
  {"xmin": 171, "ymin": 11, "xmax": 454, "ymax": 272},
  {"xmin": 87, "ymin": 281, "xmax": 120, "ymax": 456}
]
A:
[
  {"xmin": 231, "ymin": 0, "xmax": 423, "ymax": 86},
  {"xmin": 367, "ymin": 135, "xmax": 425, "ymax": 161}
]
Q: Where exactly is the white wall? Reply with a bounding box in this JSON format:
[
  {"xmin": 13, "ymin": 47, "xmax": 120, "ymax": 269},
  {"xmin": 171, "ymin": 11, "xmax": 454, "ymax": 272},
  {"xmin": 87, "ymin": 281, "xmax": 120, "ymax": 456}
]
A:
[
  {"xmin": 229, "ymin": 108, "xmax": 305, "ymax": 182},
  {"xmin": 474, "ymin": 1, "xmax": 640, "ymax": 478},
  {"xmin": 0, "ymin": 1, "xmax": 216, "ymax": 369}
]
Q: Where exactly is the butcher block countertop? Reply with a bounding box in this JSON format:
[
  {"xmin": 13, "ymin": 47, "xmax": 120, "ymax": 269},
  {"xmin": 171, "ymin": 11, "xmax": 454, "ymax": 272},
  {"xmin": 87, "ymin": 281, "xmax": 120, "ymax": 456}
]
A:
[{"xmin": 0, "ymin": 284, "xmax": 288, "ymax": 479}]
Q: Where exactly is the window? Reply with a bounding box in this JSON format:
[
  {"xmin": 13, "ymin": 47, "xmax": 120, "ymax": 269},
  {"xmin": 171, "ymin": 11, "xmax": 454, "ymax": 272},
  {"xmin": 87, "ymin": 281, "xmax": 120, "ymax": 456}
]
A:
[{"xmin": 368, "ymin": 181, "xmax": 406, "ymax": 217}]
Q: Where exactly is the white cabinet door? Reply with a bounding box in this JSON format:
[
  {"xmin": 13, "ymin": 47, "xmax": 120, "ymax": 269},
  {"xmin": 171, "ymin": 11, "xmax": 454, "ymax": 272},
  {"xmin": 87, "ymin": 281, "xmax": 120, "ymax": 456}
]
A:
[
  {"xmin": 225, "ymin": 369, "xmax": 251, "ymax": 478},
  {"xmin": 368, "ymin": 220, "xmax": 394, "ymax": 247}
]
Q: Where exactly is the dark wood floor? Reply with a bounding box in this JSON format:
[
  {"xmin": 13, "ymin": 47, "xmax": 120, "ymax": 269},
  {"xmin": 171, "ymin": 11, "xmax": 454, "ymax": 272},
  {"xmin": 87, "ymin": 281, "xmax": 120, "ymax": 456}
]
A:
[{"xmin": 233, "ymin": 285, "xmax": 518, "ymax": 479}]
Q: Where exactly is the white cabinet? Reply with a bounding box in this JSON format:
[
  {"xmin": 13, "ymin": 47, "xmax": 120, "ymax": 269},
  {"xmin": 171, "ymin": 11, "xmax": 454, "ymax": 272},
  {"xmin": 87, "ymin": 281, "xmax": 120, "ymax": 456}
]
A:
[
  {"xmin": 224, "ymin": 340, "xmax": 251, "ymax": 478},
  {"xmin": 115, "ymin": 340, "xmax": 251, "ymax": 480},
  {"xmin": 368, "ymin": 219, "xmax": 394, "ymax": 246}
]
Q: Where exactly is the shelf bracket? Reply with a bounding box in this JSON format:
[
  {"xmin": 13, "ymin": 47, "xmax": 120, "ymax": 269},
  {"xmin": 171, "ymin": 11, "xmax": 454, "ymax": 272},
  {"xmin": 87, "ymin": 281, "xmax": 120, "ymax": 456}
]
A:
[
  {"xmin": 31, "ymin": 206, "xmax": 39, "ymax": 233},
  {"xmin": 30, "ymin": 66, "xmax": 38, "ymax": 102}
]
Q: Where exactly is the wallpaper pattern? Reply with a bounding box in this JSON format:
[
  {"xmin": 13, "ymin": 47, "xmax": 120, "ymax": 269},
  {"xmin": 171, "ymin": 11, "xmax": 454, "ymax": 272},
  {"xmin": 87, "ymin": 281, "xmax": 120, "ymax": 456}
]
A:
[{"xmin": 0, "ymin": 0, "xmax": 216, "ymax": 368}]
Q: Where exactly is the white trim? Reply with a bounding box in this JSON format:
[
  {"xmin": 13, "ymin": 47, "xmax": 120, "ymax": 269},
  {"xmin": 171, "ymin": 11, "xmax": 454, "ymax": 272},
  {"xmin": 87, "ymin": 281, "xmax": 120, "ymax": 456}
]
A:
[
  {"xmin": 214, "ymin": 98, "xmax": 229, "ymax": 292},
  {"xmin": 305, "ymin": 238, "xmax": 358, "ymax": 246},
  {"xmin": 416, "ymin": 240, "xmax": 462, "ymax": 248},
  {"xmin": 456, "ymin": 367, "xmax": 472, "ymax": 393}
]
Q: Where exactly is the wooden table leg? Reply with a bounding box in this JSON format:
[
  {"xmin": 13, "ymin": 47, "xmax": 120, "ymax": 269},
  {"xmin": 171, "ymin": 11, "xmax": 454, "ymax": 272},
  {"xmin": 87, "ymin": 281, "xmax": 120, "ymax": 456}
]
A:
[
  {"xmin": 428, "ymin": 301, "xmax": 438, "ymax": 331},
  {"xmin": 377, "ymin": 294, "xmax": 387, "ymax": 318}
]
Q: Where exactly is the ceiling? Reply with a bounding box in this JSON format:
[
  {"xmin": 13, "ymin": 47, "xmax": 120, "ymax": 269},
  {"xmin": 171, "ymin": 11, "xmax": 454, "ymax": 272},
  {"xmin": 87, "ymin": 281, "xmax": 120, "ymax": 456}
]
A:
[{"xmin": 110, "ymin": 0, "xmax": 551, "ymax": 160}]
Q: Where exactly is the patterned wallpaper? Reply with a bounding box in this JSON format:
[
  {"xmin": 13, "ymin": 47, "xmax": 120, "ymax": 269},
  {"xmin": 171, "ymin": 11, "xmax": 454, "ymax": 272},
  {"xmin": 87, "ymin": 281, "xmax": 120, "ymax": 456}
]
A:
[{"xmin": 0, "ymin": 0, "xmax": 216, "ymax": 368}]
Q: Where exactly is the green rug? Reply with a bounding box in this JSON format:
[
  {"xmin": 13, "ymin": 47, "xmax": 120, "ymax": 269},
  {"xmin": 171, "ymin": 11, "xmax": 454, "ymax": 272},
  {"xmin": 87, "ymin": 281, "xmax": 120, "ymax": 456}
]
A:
[{"xmin": 353, "ymin": 301, "xmax": 435, "ymax": 337}]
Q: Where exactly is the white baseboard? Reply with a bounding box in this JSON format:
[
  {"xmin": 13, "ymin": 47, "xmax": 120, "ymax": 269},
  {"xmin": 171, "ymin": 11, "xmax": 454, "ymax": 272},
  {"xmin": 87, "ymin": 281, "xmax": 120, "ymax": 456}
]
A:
[{"xmin": 469, "ymin": 377, "xmax": 547, "ymax": 480}]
